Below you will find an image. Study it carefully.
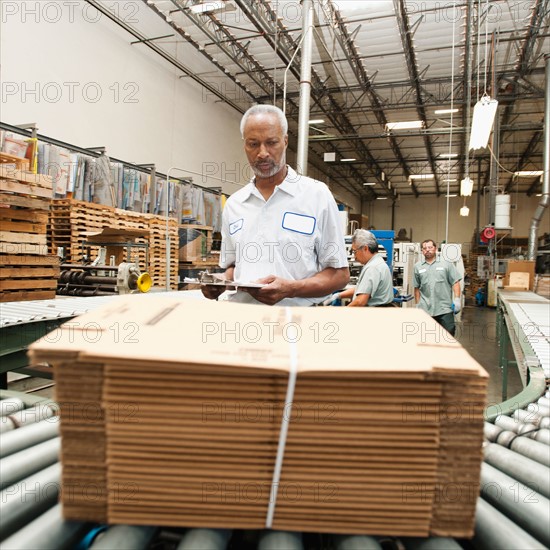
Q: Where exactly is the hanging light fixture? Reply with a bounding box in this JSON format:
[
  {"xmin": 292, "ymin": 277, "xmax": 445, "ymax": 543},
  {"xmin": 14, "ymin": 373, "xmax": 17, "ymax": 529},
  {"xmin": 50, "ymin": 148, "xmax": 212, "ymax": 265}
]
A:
[
  {"xmin": 469, "ymin": 95, "xmax": 498, "ymax": 151},
  {"xmin": 460, "ymin": 205, "xmax": 470, "ymax": 217},
  {"xmin": 189, "ymin": 1, "xmax": 226, "ymax": 14},
  {"xmin": 513, "ymin": 170, "xmax": 543, "ymax": 177},
  {"xmin": 460, "ymin": 177, "xmax": 474, "ymax": 196}
]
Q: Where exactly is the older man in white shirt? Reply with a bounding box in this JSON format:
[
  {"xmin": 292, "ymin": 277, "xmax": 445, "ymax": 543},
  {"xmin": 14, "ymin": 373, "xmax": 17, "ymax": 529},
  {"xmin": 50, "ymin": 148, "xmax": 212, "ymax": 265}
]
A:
[{"xmin": 202, "ymin": 104, "xmax": 349, "ymax": 306}]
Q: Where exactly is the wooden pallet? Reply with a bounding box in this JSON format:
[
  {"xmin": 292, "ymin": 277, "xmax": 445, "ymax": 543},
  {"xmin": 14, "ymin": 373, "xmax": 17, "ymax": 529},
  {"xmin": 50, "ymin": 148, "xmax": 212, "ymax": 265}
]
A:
[
  {"xmin": 0, "ymin": 254, "xmax": 60, "ymax": 302},
  {"xmin": 179, "ymin": 257, "xmax": 221, "ymax": 267},
  {"xmin": 0, "ymin": 165, "xmax": 53, "ymax": 259},
  {"xmin": 0, "ymin": 289, "xmax": 56, "ymax": 302},
  {"xmin": 48, "ymin": 199, "xmax": 179, "ymax": 288},
  {"xmin": 0, "ymin": 152, "xmax": 30, "ymax": 171},
  {"xmin": 0, "ymin": 166, "xmax": 52, "ymax": 190}
]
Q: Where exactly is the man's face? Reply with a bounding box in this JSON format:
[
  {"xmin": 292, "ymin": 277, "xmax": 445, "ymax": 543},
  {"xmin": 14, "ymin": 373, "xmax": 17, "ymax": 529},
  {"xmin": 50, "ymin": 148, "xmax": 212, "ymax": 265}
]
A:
[
  {"xmin": 243, "ymin": 114, "xmax": 288, "ymax": 179},
  {"xmin": 421, "ymin": 241, "xmax": 437, "ymax": 261}
]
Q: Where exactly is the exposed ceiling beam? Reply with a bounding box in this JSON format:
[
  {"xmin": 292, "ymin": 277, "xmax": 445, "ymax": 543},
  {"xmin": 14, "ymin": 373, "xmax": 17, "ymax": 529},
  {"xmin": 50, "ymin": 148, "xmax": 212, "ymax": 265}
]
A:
[
  {"xmin": 393, "ymin": 0, "xmax": 442, "ymax": 195},
  {"xmin": 318, "ymin": 0, "xmax": 418, "ymax": 197},
  {"xmin": 504, "ymin": 128, "xmax": 544, "ymax": 193},
  {"xmin": 231, "ymin": 0, "xmax": 394, "ymax": 199}
]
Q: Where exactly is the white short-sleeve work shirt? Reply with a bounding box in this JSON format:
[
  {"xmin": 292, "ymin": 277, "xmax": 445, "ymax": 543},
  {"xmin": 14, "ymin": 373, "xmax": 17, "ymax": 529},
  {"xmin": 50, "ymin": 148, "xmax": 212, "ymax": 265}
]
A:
[{"xmin": 220, "ymin": 166, "xmax": 348, "ymax": 306}]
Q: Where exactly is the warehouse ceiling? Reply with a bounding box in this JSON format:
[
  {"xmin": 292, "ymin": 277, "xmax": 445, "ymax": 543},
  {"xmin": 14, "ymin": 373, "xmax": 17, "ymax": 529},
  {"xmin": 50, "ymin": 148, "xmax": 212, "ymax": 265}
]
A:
[{"xmin": 97, "ymin": 0, "xmax": 548, "ymax": 201}]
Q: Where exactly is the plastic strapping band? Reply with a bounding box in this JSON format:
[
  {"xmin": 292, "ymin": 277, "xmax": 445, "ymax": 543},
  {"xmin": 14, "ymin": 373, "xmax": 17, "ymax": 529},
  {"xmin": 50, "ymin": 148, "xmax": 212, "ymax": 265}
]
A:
[{"xmin": 265, "ymin": 307, "xmax": 298, "ymax": 528}]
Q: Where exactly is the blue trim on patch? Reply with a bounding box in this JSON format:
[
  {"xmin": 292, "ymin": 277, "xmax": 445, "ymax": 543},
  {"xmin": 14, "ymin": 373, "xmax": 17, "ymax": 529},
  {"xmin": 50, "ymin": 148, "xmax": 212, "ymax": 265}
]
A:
[
  {"xmin": 229, "ymin": 218, "xmax": 244, "ymax": 235},
  {"xmin": 281, "ymin": 212, "xmax": 316, "ymax": 235}
]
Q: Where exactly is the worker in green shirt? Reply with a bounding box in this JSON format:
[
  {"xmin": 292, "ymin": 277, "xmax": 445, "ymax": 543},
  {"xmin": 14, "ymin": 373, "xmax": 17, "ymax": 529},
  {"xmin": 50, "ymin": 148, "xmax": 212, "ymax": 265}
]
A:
[{"xmin": 413, "ymin": 239, "xmax": 462, "ymax": 336}]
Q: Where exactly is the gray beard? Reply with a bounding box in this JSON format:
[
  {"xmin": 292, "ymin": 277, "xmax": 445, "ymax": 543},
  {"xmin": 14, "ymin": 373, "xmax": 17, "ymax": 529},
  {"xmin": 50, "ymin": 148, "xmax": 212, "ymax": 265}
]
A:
[{"xmin": 251, "ymin": 158, "xmax": 286, "ymax": 179}]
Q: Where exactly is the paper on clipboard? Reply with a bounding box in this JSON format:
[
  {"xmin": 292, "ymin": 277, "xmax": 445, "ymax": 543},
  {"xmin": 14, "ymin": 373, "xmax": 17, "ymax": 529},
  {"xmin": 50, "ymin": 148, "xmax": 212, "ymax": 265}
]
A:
[{"xmin": 183, "ymin": 271, "xmax": 267, "ymax": 290}]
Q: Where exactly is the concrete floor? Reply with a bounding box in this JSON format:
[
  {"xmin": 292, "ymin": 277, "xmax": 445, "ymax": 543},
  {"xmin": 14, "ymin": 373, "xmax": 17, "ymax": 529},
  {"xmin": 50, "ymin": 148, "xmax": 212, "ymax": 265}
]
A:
[{"xmin": 455, "ymin": 304, "xmax": 523, "ymax": 405}]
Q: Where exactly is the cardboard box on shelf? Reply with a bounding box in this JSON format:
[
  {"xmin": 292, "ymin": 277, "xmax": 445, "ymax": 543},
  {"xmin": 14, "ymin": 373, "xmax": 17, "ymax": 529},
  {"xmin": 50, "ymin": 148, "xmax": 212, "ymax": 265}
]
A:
[
  {"xmin": 505, "ymin": 272, "xmax": 530, "ymax": 290},
  {"xmin": 503, "ymin": 260, "xmax": 535, "ymax": 291},
  {"xmin": 178, "ymin": 225, "xmax": 212, "ymax": 262}
]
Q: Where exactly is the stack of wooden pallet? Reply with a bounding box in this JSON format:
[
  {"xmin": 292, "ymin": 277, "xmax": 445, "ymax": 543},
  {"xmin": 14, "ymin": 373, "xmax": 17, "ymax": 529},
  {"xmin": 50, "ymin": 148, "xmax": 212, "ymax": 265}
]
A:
[
  {"xmin": 0, "ymin": 165, "xmax": 59, "ymax": 302},
  {"xmin": 147, "ymin": 216, "xmax": 178, "ymax": 288},
  {"xmin": 49, "ymin": 199, "xmax": 178, "ymax": 289},
  {"xmin": 49, "ymin": 199, "xmax": 123, "ymax": 263}
]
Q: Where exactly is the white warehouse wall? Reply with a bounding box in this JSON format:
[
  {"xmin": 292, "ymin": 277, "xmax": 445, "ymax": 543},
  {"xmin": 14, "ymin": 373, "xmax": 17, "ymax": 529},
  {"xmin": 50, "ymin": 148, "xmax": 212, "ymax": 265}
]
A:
[{"xmin": 1, "ymin": 0, "xmax": 248, "ymax": 195}]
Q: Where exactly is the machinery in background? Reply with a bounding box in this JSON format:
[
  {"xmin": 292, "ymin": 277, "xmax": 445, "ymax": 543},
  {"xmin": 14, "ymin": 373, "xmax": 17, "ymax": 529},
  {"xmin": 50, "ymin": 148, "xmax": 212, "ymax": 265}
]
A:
[
  {"xmin": 57, "ymin": 227, "xmax": 153, "ymax": 297},
  {"xmin": 345, "ymin": 230, "xmax": 395, "ymax": 283},
  {"xmin": 57, "ymin": 258, "xmax": 152, "ymax": 297},
  {"xmin": 371, "ymin": 230, "xmax": 394, "ymax": 271},
  {"xmin": 344, "ymin": 229, "xmax": 465, "ymax": 308}
]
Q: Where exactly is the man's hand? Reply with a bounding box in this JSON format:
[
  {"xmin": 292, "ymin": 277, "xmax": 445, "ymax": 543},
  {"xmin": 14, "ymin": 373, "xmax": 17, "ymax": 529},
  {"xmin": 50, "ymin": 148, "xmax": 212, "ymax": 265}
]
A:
[
  {"xmin": 244, "ymin": 275, "xmax": 295, "ymax": 306},
  {"xmin": 200, "ymin": 285, "xmax": 227, "ymax": 301},
  {"xmin": 452, "ymin": 297, "xmax": 461, "ymax": 314},
  {"xmin": 200, "ymin": 267, "xmax": 235, "ymax": 300}
]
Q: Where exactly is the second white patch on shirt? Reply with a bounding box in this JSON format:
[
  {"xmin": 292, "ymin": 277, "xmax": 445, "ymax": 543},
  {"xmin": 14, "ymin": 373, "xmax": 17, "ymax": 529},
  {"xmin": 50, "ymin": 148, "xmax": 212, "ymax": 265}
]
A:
[{"xmin": 229, "ymin": 218, "xmax": 244, "ymax": 235}]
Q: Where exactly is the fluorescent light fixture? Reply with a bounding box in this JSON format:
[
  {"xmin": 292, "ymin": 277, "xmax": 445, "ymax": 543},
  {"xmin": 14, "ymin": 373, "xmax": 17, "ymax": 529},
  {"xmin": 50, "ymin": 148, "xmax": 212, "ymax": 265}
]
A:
[
  {"xmin": 341, "ymin": 158, "xmax": 356, "ymax": 162},
  {"xmin": 385, "ymin": 121, "xmax": 424, "ymax": 131},
  {"xmin": 308, "ymin": 119, "xmax": 325, "ymax": 124},
  {"xmin": 363, "ymin": 182, "xmax": 376, "ymax": 186},
  {"xmin": 376, "ymin": 197, "xmax": 388, "ymax": 200},
  {"xmin": 409, "ymin": 174, "xmax": 434, "ymax": 181},
  {"xmin": 439, "ymin": 153, "xmax": 458, "ymax": 158},
  {"xmin": 460, "ymin": 205, "xmax": 470, "ymax": 217},
  {"xmin": 536, "ymin": 194, "xmax": 543, "ymax": 197},
  {"xmin": 434, "ymin": 108, "xmax": 459, "ymax": 115},
  {"xmin": 514, "ymin": 170, "xmax": 543, "ymax": 177},
  {"xmin": 446, "ymin": 194, "xmax": 457, "ymax": 198},
  {"xmin": 324, "ymin": 152, "xmax": 336, "ymax": 162},
  {"xmin": 189, "ymin": 1, "xmax": 225, "ymax": 13},
  {"xmin": 469, "ymin": 96, "xmax": 499, "ymax": 151},
  {"xmin": 460, "ymin": 177, "xmax": 474, "ymax": 197}
]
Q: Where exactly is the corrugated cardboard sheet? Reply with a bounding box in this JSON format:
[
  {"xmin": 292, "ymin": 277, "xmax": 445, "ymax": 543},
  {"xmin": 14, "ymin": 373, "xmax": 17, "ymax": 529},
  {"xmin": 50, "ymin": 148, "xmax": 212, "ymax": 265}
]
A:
[{"xmin": 30, "ymin": 296, "xmax": 487, "ymax": 537}]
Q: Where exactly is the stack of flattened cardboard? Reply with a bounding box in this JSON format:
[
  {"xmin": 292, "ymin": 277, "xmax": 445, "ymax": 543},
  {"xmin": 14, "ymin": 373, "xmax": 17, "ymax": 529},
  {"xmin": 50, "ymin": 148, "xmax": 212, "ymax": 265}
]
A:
[
  {"xmin": 50, "ymin": 354, "xmax": 107, "ymax": 523},
  {"xmin": 29, "ymin": 297, "xmax": 487, "ymax": 537}
]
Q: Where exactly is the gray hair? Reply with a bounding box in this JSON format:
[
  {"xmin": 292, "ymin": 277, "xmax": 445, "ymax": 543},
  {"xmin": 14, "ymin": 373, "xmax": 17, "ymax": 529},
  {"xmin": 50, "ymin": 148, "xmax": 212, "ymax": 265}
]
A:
[
  {"xmin": 352, "ymin": 229, "xmax": 378, "ymax": 253},
  {"xmin": 240, "ymin": 104, "xmax": 288, "ymax": 138}
]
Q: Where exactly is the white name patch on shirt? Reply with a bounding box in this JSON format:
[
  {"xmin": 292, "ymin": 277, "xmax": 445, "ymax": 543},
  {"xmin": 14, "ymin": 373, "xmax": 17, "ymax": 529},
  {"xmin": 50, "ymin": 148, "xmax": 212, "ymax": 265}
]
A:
[
  {"xmin": 282, "ymin": 212, "xmax": 316, "ymax": 235},
  {"xmin": 229, "ymin": 218, "xmax": 244, "ymax": 235},
  {"xmin": 419, "ymin": 268, "xmax": 427, "ymax": 273}
]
